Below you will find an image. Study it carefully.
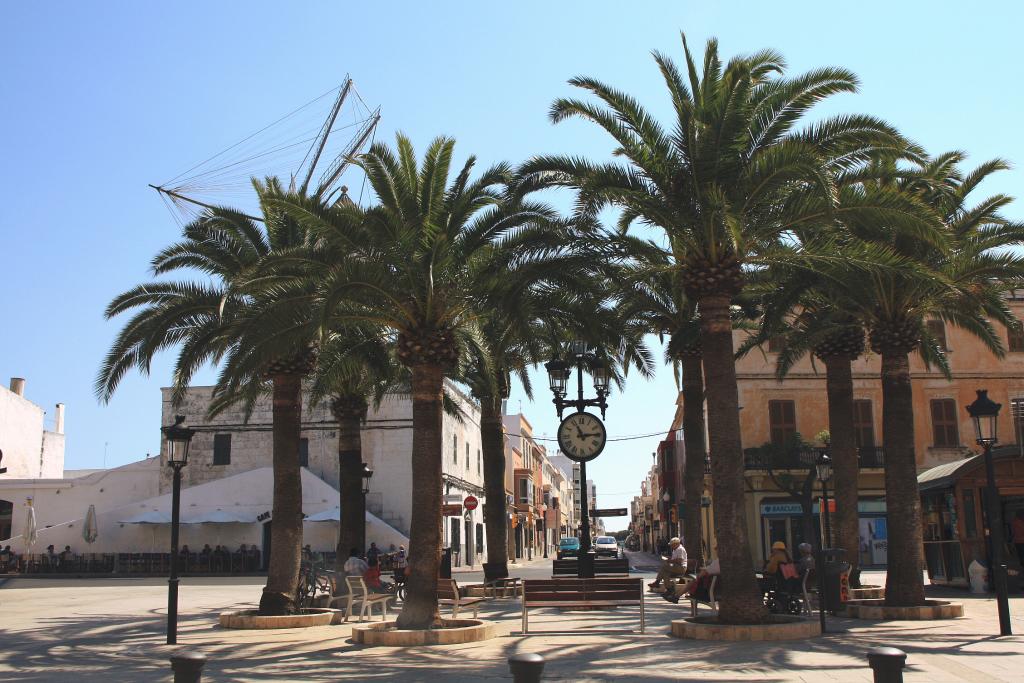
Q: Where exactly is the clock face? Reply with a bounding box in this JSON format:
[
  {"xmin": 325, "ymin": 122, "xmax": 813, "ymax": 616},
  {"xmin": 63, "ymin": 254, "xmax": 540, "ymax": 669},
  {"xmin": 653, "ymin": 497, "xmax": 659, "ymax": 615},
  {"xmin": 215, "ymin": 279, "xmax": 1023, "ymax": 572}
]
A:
[{"xmin": 557, "ymin": 412, "xmax": 607, "ymax": 462}]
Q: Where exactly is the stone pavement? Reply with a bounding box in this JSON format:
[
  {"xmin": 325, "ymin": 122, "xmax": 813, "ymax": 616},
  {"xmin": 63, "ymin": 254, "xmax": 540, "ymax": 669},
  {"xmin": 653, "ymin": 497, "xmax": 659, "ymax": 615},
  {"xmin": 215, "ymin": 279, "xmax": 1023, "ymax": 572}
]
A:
[{"xmin": 1, "ymin": 572, "xmax": 1023, "ymax": 682}]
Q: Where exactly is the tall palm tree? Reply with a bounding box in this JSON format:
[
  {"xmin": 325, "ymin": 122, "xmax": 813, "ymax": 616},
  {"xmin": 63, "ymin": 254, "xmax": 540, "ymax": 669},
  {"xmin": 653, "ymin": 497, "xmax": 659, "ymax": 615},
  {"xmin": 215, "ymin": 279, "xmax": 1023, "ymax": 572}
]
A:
[
  {"xmin": 98, "ymin": 179, "xmax": 321, "ymax": 616},
  {"xmin": 275, "ymin": 133, "xmax": 568, "ymax": 629},
  {"xmin": 520, "ymin": 34, "xmax": 911, "ymax": 622},
  {"xmin": 826, "ymin": 153, "xmax": 1024, "ymax": 605}
]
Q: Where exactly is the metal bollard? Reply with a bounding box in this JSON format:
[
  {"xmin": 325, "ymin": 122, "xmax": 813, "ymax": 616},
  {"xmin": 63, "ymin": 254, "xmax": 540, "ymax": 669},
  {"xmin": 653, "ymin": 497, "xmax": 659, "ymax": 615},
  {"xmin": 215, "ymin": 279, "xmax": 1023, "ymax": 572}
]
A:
[
  {"xmin": 508, "ymin": 652, "xmax": 545, "ymax": 682},
  {"xmin": 170, "ymin": 652, "xmax": 207, "ymax": 683},
  {"xmin": 867, "ymin": 647, "xmax": 906, "ymax": 683}
]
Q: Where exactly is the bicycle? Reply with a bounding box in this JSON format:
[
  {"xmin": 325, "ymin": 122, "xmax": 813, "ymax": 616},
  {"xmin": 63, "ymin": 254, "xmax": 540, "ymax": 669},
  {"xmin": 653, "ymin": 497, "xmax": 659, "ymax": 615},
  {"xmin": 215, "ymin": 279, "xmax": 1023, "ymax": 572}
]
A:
[{"xmin": 296, "ymin": 560, "xmax": 336, "ymax": 610}]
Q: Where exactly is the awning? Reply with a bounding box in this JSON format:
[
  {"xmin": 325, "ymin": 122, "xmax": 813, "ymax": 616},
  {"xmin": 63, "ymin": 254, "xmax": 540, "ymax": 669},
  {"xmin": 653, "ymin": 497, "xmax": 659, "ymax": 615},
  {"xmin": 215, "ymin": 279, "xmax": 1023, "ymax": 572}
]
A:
[
  {"xmin": 304, "ymin": 506, "xmax": 408, "ymax": 548},
  {"xmin": 119, "ymin": 510, "xmax": 172, "ymax": 524},
  {"xmin": 182, "ymin": 508, "xmax": 255, "ymax": 524}
]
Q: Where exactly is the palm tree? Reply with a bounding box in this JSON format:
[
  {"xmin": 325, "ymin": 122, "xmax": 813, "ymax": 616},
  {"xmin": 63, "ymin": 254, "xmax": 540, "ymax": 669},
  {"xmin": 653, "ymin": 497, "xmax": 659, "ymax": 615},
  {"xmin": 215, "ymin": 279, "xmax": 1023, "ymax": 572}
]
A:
[
  {"xmin": 826, "ymin": 153, "xmax": 1024, "ymax": 605},
  {"xmin": 520, "ymin": 34, "xmax": 911, "ymax": 623},
  {"xmin": 275, "ymin": 133, "xmax": 567, "ymax": 629},
  {"xmin": 98, "ymin": 179, "xmax": 321, "ymax": 616}
]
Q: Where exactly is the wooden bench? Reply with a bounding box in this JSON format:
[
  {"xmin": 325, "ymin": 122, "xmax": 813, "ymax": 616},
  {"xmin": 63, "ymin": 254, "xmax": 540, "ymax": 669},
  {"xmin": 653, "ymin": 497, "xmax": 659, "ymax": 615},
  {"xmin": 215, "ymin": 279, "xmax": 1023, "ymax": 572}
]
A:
[
  {"xmin": 551, "ymin": 557, "xmax": 630, "ymax": 577},
  {"xmin": 339, "ymin": 576, "xmax": 394, "ymax": 621},
  {"xmin": 438, "ymin": 578, "xmax": 488, "ymax": 618},
  {"xmin": 482, "ymin": 576, "xmax": 522, "ymax": 598},
  {"xmin": 521, "ymin": 577, "xmax": 644, "ymax": 633},
  {"xmin": 689, "ymin": 575, "xmax": 719, "ymax": 616}
]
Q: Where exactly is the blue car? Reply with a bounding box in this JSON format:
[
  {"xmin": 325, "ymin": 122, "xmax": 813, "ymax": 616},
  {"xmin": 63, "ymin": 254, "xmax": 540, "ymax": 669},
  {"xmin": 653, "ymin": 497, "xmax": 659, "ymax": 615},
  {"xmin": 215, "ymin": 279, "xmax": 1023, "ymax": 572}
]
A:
[{"xmin": 557, "ymin": 536, "xmax": 580, "ymax": 559}]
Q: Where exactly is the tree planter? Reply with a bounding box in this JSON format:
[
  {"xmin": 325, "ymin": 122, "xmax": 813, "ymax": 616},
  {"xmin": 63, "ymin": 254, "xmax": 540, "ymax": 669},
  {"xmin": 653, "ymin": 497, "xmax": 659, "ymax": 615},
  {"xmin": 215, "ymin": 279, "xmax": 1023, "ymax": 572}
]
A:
[
  {"xmin": 848, "ymin": 585, "xmax": 885, "ymax": 600},
  {"xmin": 218, "ymin": 608, "xmax": 342, "ymax": 629},
  {"xmin": 351, "ymin": 618, "xmax": 496, "ymax": 646},
  {"xmin": 844, "ymin": 599, "xmax": 963, "ymax": 620},
  {"xmin": 671, "ymin": 614, "xmax": 820, "ymax": 641}
]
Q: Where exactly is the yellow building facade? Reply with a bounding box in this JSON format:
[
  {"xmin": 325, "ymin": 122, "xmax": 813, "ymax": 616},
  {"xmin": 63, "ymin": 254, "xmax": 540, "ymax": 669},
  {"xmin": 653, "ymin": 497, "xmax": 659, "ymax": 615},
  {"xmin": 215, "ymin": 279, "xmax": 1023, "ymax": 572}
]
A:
[{"xmin": 687, "ymin": 302, "xmax": 1024, "ymax": 570}]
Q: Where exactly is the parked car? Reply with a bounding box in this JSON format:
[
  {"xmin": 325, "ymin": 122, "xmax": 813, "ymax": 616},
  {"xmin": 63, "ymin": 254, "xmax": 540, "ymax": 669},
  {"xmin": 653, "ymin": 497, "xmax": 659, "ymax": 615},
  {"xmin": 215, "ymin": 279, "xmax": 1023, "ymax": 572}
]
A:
[
  {"xmin": 594, "ymin": 536, "xmax": 619, "ymax": 558},
  {"xmin": 557, "ymin": 536, "xmax": 580, "ymax": 559}
]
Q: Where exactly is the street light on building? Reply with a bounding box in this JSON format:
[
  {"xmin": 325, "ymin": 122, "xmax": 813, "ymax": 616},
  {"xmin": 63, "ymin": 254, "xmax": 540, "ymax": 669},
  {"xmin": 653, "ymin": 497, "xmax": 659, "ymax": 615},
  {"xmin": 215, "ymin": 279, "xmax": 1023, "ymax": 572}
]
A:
[
  {"xmin": 966, "ymin": 389, "xmax": 1011, "ymax": 636},
  {"xmin": 161, "ymin": 415, "xmax": 195, "ymax": 645},
  {"xmin": 545, "ymin": 342, "xmax": 611, "ymax": 578}
]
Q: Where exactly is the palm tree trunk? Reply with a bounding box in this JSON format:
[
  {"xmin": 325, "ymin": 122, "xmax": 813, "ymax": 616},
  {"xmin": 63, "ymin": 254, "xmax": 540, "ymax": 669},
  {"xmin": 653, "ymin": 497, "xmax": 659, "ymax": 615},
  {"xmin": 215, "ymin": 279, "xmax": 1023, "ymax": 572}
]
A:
[
  {"xmin": 681, "ymin": 353, "xmax": 706, "ymax": 568},
  {"xmin": 395, "ymin": 364, "xmax": 444, "ymax": 629},
  {"xmin": 334, "ymin": 400, "xmax": 364, "ymax": 571},
  {"xmin": 698, "ymin": 294, "xmax": 768, "ymax": 623},
  {"xmin": 880, "ymin": 350, "xmax": 926, "ymax": 606},
  {"xmin": 480, "ymin": 396, "xmax": 510, "ymax": 580},
  {"xmin": 259, "ymin": 373, "xmax": 304, "ymax": 616},
  {"xmin": 823, "ymin": 355, "xmax": 860, "ymax": 581}
]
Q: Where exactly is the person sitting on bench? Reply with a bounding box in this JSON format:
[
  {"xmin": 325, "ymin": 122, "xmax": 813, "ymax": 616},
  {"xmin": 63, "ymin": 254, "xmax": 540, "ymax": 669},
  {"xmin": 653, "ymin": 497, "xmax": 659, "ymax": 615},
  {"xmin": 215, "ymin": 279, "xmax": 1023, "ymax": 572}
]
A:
[
  {"xmin": 649, "ymin": 537, "xmax": 687, "ymax": 595},
  {"xmin": 667, "ymin": 557, "xmax": 720, "ymax": 604}
]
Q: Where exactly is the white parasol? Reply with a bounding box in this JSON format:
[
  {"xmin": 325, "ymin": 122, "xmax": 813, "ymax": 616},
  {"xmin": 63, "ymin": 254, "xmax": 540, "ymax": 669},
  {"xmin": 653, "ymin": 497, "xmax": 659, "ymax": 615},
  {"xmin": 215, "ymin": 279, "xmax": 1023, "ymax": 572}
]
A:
[
  {"xmin": 23, "ymin": 504, "xmax": 38, "ymax": 554},
  {"xmin": 82, "ymin": 504, "xmax": 99, "ymax": 544}
]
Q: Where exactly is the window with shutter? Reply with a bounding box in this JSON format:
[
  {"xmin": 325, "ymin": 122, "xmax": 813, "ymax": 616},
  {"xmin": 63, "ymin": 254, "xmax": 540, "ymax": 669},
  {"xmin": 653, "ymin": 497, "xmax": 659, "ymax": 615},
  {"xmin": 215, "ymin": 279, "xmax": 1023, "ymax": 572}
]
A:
[
  {"xmin": 930, "ymin": 398, "xmax": 959, "ymax": 447},
  {"xmin": 1011, "ymin": 398, "xmax": 1024, "ymax": 444},
  {"xmin": 926, "ymin": 320, "xmax": 948, "ymax": 351},
  {"xmin": 213, "ymin": 434, "xmax": 231, "ymax": 465},
  {"xmin": 299, "ymin": 438, "xmax": 309, "ymax": 468},
  {"xmin": 768, "ymin": 336, "xmax": 786, "ymax": 353},
  {"xmin": 1009, "ymin": 326, "xmax": 1024, "ymax": 352},
  {"xmin": 853, "ymin": 400, "xmax": 875, "ymax": 448},
  {"xmin": 768, "ymin": 400, "xmax": 797, "ymax": 446}
]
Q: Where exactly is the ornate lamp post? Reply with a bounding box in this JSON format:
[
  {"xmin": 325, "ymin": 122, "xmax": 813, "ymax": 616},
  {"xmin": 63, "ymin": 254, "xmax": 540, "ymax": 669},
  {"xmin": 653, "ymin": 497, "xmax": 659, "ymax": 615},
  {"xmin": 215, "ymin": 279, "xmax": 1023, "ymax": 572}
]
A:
[
  {"xmin": 545, "ymin": 342, "xmax": 610, "ymax": 578},
  {"xmin": 359, "ymin": 463, "xmax": 373, "ymax": 553},
  {"xmin": 815, "ymin": 451, "xmax": 833, "ymax": 634},
  {"xmin": 966, "ymin": 389, "xmax": 1012, "ymax": 635},
  {"xmin": 161, "ymin": 415, "xmax": 194, "ymax": 645},
  {"xmin": 816, "ymin": 453, "xmax": 833, "ymax": 548}
]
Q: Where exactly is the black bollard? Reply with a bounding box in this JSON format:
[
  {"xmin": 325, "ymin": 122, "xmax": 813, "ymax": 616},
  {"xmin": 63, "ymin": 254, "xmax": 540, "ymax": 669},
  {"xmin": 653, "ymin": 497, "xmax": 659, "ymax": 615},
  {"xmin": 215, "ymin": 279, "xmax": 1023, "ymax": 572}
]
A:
[
  {"xmin": 508, "ymin": 652, "xmax": 545, "ymax": 682},
  {"xmin": 866, "ymin": 647, "xmax": 906, "ymax": 683},
  {"xmin": 170, "ymin": 652, "xmax": 207, "ymax": 683}
]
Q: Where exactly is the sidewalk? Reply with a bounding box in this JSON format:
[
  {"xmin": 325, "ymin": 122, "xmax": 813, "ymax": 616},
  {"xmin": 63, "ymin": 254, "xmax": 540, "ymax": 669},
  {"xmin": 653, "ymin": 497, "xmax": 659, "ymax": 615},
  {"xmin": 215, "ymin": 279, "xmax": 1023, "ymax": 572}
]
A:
[{"xmin": 450, "ymin": 554, "xmax": 551, "ymax": 574}]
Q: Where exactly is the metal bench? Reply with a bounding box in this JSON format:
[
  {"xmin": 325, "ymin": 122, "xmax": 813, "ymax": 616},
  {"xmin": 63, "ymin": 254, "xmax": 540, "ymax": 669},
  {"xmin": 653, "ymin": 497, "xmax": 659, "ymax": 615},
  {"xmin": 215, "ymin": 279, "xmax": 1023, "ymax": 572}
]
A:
[
  {"xmin": 437, "ymin": 578, "xmax": 488, "ymax": 618},
  {"xmin": 689, "ymin": 575, "xmax": 719, "ymax": 616},
  {"xmin": 339, "ymin": 576, "xmax": 393, "ymax": 621},
  {"xmin": 521, "ymin": 577, "xmax": 644, "ymax": 633},
  {"xmin": 551, "ymin": 557, "xmax": 630, "ymax": 577}
]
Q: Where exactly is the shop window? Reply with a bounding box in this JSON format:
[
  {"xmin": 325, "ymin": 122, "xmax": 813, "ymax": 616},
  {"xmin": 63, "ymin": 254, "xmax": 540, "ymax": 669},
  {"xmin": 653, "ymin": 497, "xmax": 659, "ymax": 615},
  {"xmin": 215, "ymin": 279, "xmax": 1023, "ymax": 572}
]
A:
[
  {"xmin": 926, "ymin": 320, "xmax": 948, "ymax": 351},
  {"xmin": 853, "ymin": 399, "xmax": 875, "ymax": 448},
  {"xmin": 768, "ymin": 400, "xmax": 797, "ymax": 446},
  {"xmin": 299, "ymin": 438, "xmax": 309, "ymax": 468},
  {"xmin": 930, "ymin": 398, "xmax": 959, "ymax": 447},
  {"xmin": 213, "ymin": 434, "xmax": 231, "ymax": 465},
  {"xmin": 1009, "ymin": 325, "xmax": 1024, "ymax": 352}
]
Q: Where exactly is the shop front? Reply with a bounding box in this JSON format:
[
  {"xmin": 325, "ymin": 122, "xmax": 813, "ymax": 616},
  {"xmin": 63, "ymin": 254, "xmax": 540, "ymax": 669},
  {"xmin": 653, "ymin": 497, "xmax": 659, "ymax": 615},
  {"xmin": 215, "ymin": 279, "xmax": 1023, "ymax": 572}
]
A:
[
  {"xmin": 918, "ymin": 447, "xmax": 1024, "ymax": 587},
  {"xmin": 758, "ymin": 498, "xmax": 888, "ymax": 568}
]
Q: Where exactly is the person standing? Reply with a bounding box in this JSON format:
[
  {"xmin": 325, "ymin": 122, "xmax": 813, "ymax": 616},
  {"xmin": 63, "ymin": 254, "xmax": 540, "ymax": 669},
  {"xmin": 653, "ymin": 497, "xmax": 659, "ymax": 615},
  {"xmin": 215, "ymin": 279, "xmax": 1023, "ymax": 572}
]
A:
[{"xmin": 366, "ymin": 542, "xmax": 381, "ymax": 567}]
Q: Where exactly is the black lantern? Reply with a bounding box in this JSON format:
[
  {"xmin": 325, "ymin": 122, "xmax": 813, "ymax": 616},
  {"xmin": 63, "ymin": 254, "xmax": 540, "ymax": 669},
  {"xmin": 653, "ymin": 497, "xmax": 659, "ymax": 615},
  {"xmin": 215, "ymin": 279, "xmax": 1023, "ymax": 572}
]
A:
[
  {"xmin": 570, "ymin": 339, "xmax": 588, "ymax": 356},
  {"xmin": 361, "ymin": 463, "xmax": 374, "ymax": 495},
  {"xmin": 967, "ymin": 389, "xmax": 1001, "ymax": 445},
  {"xmin": 815, "ymin": 453, "xmax": 833, "ymax": 483},
  {"xmin": 544, "ymin": 358, "xmax": 570, "ymax": 396},
  {"xmin": 161, "ymin": 415, "xmax": 195, "ymax": 465},
  {"xmin": 591, "ymin": 361, "xmax": 610, "ymax": 394}
]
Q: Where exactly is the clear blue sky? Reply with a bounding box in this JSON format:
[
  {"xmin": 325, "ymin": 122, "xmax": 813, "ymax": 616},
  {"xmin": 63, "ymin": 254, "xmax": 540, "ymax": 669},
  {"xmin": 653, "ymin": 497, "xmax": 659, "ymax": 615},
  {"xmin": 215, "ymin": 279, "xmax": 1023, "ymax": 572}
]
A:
[{"xmin": 3, "ymin": 2, "xmax": 1022, "ymax": 531}]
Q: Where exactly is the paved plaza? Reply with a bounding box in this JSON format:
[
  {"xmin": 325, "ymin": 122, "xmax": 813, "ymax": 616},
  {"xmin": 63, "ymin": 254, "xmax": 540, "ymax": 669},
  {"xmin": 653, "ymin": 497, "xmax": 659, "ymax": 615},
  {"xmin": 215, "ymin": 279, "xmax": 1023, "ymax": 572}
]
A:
[{"xmin": 1, "ymin": 556, "xmax": 1023, "ymax": 682}]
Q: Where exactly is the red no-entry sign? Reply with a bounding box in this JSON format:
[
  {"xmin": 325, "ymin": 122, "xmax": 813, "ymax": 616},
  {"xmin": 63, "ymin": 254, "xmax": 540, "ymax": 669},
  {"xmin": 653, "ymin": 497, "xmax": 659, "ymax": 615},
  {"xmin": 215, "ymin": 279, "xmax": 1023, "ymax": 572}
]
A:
[{"xmin": 464, "ymin": 495, "xmax": 479, "ymax": 511}]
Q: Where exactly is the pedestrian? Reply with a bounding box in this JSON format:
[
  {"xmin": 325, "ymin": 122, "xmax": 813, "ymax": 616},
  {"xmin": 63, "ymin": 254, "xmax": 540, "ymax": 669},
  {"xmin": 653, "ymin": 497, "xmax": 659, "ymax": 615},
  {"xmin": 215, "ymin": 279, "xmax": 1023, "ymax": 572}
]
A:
[
  {"xmin": 393, "ymin": 544, "xmax": 408, "ymax": 581},
  {"xmin": 366, "ymin": 542, "xmax": 380, "ymax": 567},
  {"xmin": 649, "ymin": 537, "xmax": 688, "ymax": 596},
  {"xmin": 343, "ymin": 547, "xmax": 368, "ymax": 577},
  {"xmin": 797, "ymin": 542, "xmax": 815, "ymax": 577},
  {"xmin": 764, "ymin": 541, "xmax": 792, "ymax": 575}
]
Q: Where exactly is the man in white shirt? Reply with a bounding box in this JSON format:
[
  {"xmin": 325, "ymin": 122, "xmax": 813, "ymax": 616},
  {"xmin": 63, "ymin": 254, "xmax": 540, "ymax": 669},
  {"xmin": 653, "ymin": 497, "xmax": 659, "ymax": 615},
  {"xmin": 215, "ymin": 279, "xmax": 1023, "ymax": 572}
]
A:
[
  {"xmin": 650, "ymin": 537, "xmax": 688, "ymax": 595},
  {"xmin": 343, "ymin": 548, "xmax": 369, "ymax": 577}
]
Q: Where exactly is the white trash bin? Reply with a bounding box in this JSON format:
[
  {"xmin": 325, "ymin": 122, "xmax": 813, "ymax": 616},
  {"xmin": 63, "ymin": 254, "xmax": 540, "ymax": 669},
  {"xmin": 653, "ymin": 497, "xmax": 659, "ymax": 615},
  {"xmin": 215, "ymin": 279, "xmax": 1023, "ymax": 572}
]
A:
[{"xmin": 968, "ymin": 559, "xmax": 989, "ymax": 593}]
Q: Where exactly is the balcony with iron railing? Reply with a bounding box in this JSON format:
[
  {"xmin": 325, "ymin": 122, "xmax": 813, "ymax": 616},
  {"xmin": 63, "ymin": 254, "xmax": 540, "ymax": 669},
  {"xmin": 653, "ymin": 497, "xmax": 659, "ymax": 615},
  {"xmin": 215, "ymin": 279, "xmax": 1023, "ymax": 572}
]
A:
[{"xmin": 742, "ymin": 445, "xmax": 885, "ymax": 470}]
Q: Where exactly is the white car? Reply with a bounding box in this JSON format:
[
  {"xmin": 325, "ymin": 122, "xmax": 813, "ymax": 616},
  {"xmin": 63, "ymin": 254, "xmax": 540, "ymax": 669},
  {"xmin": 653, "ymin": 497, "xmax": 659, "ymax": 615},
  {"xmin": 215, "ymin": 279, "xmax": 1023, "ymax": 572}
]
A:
[{"xmin": 594, "ymin": 536, "xmax": 619, "ymax": 558}]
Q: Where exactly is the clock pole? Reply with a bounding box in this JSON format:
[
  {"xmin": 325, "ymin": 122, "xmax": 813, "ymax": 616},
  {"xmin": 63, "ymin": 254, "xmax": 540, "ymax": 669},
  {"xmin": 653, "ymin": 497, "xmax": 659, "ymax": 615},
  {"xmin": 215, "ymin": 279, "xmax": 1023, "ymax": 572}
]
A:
[{"xmin": 545, "ymin": 343, "xmax": 611, "ymax": 579}]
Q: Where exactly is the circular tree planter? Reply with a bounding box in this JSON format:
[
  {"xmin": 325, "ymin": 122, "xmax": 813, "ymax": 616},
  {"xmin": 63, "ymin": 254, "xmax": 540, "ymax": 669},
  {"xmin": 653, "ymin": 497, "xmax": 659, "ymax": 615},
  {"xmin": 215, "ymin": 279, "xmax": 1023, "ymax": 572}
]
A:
[
  {"xmin": 844, "ymin": 599, "xmax": 963, "ymax": 620},
  {"xmin": 671, "ymin": 614, "xmax": 820, "ymax": 641},
  {"xmin": 219, "ymin": 608, "xmax": 343, "ymax": 629},
  {"xmin": 351, "ymin": 618, "xmax": 495, "ymax": 646},
  {"xmin": 848, "ymin": 586, "xmax": 885, "ymax": 600}
]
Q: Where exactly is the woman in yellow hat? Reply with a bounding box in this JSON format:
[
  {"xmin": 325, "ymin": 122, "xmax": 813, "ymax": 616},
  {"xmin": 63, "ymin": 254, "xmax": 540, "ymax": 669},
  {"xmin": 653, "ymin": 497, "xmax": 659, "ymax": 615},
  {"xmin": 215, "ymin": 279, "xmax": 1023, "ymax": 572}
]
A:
[{"xmin": 764, "ymin": 540, "xmax": 793, "ymax": 575}]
